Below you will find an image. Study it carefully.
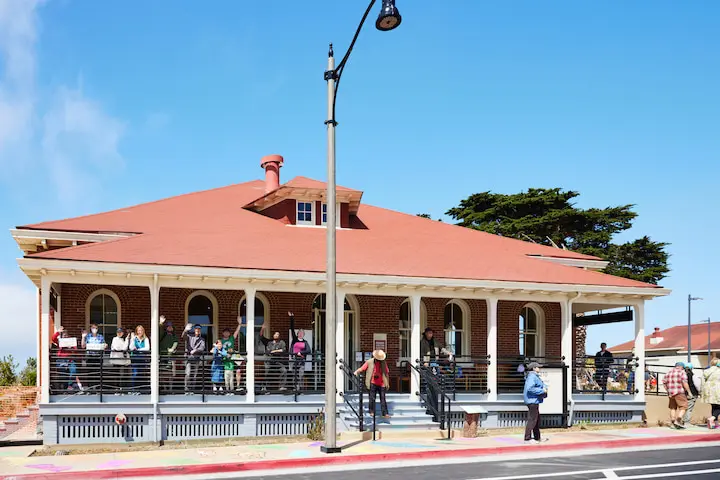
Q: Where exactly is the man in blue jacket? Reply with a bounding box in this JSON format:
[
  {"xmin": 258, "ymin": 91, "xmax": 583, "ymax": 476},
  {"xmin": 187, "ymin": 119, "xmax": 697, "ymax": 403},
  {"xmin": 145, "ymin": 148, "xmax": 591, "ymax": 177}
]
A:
[{"xmin": 523, "ymin": 362, "xmax": 549, "ymax": 443}]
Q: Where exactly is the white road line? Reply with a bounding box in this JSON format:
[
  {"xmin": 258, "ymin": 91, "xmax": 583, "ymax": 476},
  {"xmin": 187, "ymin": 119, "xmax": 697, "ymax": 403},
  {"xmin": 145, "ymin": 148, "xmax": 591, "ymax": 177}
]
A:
[
  {"xmin": 466, "ymin": 458, "xmax": 720, "ymax": 480},
  {"xmin": 620, "ymin": 467, "xmax": 720, "ymax": 479}
]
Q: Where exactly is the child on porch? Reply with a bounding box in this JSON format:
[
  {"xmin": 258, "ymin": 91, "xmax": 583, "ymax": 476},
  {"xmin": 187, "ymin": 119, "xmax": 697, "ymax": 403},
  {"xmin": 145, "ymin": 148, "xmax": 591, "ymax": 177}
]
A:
[{"xmin": 211, "ymin": 339, "xmax": 228, "ymax": 393}]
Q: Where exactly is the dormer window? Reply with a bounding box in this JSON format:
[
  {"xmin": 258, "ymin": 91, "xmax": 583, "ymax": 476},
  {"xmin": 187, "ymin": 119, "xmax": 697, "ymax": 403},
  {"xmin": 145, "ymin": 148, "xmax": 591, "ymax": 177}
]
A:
[{"xmin": 296, "ymin": 201, "xmax": 314, "ymax": 225}]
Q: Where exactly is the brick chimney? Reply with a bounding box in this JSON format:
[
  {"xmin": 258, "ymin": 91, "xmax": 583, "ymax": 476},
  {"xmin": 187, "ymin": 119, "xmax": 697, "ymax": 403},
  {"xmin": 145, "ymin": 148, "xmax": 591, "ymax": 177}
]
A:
[
  {"xmin": 260, "ymin": 154, "xmax": 284, "ymax": 193},
  {"xmin": 649, "ymin": 327, "xmax": 663, "ymax": 345}
]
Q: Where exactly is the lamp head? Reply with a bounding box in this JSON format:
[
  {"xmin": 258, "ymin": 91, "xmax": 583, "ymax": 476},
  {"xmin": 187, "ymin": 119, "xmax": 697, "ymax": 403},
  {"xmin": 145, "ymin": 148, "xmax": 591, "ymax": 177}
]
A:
[{"xmin": 376, "ymin": 0, "xmax": 402, "ymax": 31}]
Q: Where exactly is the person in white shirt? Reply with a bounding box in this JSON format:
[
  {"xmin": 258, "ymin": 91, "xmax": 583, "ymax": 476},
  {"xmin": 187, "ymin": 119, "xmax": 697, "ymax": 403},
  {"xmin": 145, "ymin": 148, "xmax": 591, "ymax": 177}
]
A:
[
  {"xmin": 128, "ymin": 325, "xmax": 151, "ymax": 395},
  {"xmin": 110, "ymin": 327, "xmax": 130, "ymax": 394}
]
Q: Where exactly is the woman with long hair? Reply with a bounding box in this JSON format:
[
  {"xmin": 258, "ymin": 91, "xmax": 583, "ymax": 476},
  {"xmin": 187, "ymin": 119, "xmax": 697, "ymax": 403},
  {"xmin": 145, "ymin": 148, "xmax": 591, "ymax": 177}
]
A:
[{"xmin": 128, "ymin": 325, "xmax": 150, "ymax": 395}]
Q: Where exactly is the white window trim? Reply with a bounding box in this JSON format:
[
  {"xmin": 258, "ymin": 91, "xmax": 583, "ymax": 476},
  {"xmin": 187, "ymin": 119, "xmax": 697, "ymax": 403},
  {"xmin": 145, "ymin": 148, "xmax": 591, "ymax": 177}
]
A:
[
  {"xmin": 398, "ymin": 298, "xmax": 427, "ymax": 366},
  {"xmin": 85, "ymin": 288, "xmax": 122, "ymax": 333},
  {"xmin": 239, "ymin": 292, "xmax": 270, "ymax": 334},
  {"xmin": 185, "ymin": 290, "xmax": 219, "ymax": 337},
  {"xmin": 320, "ymin": 202, "xmax": 341, "ymax": 226},
  {"xmin": 519, "ymin": 303, "xmax": 545, "ymax": 358},
  {"xmin": 296, "ymin": 200, "xmax": 315, "ymax": 226},
  {"xmin": 444, "ymin": 299, "xmax": 471, "ymax": 359}
]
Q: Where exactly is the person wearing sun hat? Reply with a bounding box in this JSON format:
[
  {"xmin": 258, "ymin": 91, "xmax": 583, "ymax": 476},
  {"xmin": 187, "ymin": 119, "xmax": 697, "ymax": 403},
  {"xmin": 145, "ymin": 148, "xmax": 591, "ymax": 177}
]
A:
[
  {"xmin": 523, "ymin": 362, "xmax": 549, "ymax": 443},
  {"xmin": 355, "ymin": 350, "xmax": 391, "ymax": 418}
]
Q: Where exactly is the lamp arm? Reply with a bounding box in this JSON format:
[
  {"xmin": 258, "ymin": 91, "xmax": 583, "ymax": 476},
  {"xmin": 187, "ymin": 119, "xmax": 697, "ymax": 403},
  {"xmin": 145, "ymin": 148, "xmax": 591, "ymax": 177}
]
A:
[{"xmin": 326, "ymin": 0, "xmax": 377, "ymax": 124}]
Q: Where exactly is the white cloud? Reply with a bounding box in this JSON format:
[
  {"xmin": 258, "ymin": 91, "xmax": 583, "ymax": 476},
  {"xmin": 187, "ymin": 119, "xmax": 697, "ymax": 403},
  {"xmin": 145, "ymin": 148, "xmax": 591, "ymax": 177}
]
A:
[
  {"xmin": 0, "ymin": 0, "xmax": 126, "ymax": 204},
  {"xmin": 0, "ymin": 281, "xmax": 37, "ymax": 365}
]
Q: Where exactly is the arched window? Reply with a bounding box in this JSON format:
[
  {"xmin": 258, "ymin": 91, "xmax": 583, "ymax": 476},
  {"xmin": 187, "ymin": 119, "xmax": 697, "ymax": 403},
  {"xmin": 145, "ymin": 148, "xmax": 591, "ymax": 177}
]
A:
[
  {"xmin": 399, "ymin": 299, "xmax": 427, "ymax": 361},
  {"xmin": 239, "ymin": 293, "xmax": 269, "ymax": 344},
  {"xmin": 86, "ymin": 290, "xmax": 120, "ymax": 340},
  {"xmin": 185, "ymin": 291, "xmax": 218, "ymax": 347},
  {"xmin": 444, "ymin": 300, "xmax": 470, "ymax": 357},
  {"xmin": 519, "ymin": 304, "xmax": 544, "ymax": 358}
]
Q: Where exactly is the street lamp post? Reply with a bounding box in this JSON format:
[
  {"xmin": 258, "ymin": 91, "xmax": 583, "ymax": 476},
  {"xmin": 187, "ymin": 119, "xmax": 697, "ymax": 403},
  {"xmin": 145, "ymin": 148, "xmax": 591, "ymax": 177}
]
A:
[
  {"xmin": 687, "ymin": 295, "xmax": 703, "ymax": 363},
  {"xmin": 321, "ymin": 0, "xmax": 402, "ymax": 454}
]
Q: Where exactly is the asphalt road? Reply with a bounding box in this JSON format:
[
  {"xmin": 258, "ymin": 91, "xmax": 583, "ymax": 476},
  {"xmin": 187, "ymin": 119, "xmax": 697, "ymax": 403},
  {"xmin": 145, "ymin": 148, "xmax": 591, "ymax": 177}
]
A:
[{"xmin": 243, "ymin": 445, "xmax": 720, "ymax": 480}]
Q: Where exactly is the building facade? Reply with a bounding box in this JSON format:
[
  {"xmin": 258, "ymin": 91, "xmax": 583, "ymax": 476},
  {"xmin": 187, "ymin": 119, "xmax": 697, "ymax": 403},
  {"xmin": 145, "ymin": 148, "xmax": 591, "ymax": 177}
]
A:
[{"xmin": 11, "ymin": 155, "xmax": 669, "ymax": 444}]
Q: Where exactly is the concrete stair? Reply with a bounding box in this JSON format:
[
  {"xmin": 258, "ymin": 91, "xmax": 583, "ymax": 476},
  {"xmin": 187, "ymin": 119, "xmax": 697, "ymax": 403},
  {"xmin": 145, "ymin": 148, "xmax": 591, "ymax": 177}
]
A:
[{"xmin": 339, "ymin": 393, "xmax": 440, "ymax": 432}]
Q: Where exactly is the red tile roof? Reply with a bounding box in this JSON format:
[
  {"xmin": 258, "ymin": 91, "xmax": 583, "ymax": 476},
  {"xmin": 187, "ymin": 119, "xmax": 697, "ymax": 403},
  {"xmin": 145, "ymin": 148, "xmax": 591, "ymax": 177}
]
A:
[
  {"xmin": 610, "ymin": 322, "xmax": 720, "ymax": 353},
  {"xmin": 19, "ymin": 178, "xmax": 660, "ymax": 288}
]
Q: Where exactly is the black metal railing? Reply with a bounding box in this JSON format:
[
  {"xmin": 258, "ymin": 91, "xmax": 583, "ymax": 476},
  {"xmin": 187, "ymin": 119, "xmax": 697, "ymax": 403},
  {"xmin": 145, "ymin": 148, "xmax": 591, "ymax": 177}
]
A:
[
  {"xmin": 410, "ymin": 360, "xmax": 452, "ymax": 440},
  {"xmin": 451, "ymin": 356, "xmax": 490, "ymax": 395},
  {"xmin": 339, "ymin": 358, "xmax": 377, "ymax": 440},
  {"xmin": 573, "ymin": 356, "xmax": 638, "ymax": 399},
  {"xmin": 497, "ymin": 356, "xmax": 564, "ymax": 394},
  {"xmin": 49, "ymin": 351, "xmax": 151, "ymax": 399},
  {"xmin": 256, "ymin": 353, "xmax": 326, "ymax": 398}
]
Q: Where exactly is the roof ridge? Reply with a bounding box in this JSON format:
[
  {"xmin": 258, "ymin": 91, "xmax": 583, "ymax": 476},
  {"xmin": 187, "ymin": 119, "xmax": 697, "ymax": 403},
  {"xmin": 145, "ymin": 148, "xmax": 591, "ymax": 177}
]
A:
[{"xmin": 20, "ymin": 179, "xmax": 265, "ymax": 232}]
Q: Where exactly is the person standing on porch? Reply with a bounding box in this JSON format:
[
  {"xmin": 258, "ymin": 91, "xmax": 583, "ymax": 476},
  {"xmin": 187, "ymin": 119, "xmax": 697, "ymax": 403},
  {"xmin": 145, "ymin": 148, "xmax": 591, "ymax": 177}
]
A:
[
  {"xmin": 220, "ymin": 328, "xmax": 236, "ymax": 394},
  {"xmin": 355, "ymin": 350, "xmax": 391, "ymax": 418},
  {"xmin": 110, "ymin": 327, "xmax": 130, "ymax": 394},
  {"xmin": 211, "ymin": 339, "xmax": 228, "ymax": 393},
  {"xmin": 159, "ymin": 316, "xmax": 179, "ymax": 392},
  {"xmin": 82, "ymin": 324, "xmax": 106, "ymax": 392},
  {"xmin": 288, "ymin": 312, "xmax": 311, "ymax": 392},
  {"xmin": 594, "ymin": 343, "xmax": 613, "ymax": 391},
  {"xmin": 523, "ymin": 362, "xmax": 548, "ymax": 444},
  {"xmin": 128, "ymin": 325, "xmax": 150, "ymax": 394},
  {"xmin": 662, "ymin": 361, "xmax": 691, "ymax": 429},
  {"xmin": 258, "ymin": 324, "xmax": 288, "ymax": 392},
  {"xmin": 183, "ymin": 324, "xmax": 206, "ymax": 394}
]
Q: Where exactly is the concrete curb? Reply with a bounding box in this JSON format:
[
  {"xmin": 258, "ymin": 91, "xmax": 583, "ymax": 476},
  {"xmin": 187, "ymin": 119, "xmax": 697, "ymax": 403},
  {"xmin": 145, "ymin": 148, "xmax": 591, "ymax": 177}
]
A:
[{"xmin": 7, "ymin": 432, "xmax": 720, "ymax": 480}]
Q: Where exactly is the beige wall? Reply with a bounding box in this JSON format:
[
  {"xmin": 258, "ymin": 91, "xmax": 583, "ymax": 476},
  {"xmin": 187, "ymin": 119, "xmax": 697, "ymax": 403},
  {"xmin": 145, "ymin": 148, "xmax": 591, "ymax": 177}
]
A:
[{"xmin": 645, "ymin": 395, "xmax": 712, "ymax": 425}]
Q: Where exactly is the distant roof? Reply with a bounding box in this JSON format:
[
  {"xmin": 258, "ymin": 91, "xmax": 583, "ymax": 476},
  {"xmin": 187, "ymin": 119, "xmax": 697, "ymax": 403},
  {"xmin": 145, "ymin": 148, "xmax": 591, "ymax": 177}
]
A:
[
  {"xmin": 17, "ymin": 177, "xmax": 662, "ymax": 288},
  {"xmin": 610, "ymin": 322, "xmax": 720, "ymax": 353}
]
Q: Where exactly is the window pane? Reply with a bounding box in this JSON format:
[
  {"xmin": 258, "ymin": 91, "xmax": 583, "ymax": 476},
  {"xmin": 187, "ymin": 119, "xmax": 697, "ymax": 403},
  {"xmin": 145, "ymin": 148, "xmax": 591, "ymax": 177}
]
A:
[
  {"xmin": 452, "ymin": 304, "xmax": 463, "ymax": 329},
  {"xmin": 526, "ymin": 334, "xmax": 536, "ymax": 357},
  {"xmin": 454, "ymin": 332, "xmax": 462, "ymax": 356},
  {"xmin": 400, "ymin": 302, "xmax": 409, "ymax": 321},
  {"xmin": 519, "ymin": 334, "xmax": 525, "ymax": 356},
  {"xmin": 400, "ymin": 334, "xmax": 409, "ymax": 358}
]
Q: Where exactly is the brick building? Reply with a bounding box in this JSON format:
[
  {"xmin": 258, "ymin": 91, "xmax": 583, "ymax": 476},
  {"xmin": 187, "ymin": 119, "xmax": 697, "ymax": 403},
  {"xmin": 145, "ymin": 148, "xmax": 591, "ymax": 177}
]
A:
[{"xmin": 11, "ymin": 154, "xmax": 669, "ymax": 444}]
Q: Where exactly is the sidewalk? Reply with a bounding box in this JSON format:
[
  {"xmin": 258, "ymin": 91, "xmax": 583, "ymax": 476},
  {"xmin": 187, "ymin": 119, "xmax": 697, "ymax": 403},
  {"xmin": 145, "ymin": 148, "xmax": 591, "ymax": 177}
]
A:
[{"xmin": 2, "ymin": 426, "xmax": 719, "ymax": 479}]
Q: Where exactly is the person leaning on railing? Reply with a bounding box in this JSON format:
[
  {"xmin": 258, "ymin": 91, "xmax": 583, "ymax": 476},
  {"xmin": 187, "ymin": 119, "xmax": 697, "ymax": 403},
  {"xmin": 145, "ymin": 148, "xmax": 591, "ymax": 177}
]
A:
[
  {"xmin": 258, "ymin": 324, "xmax": 288, "ymax": 392},
  {"xmin": 52, "ymin": 326, "xmax": 79, "ymax": 392},
  {"xmin": 128, "ymin": 325, "xmax": 150, "ymax": 395}
]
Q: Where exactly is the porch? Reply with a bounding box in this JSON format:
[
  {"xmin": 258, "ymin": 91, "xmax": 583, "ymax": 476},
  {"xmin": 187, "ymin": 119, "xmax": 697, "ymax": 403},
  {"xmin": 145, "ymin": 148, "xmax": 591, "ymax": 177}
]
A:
[{"xmin": 30, "ymin": 264, "xmax": 653, "ymax": 444}]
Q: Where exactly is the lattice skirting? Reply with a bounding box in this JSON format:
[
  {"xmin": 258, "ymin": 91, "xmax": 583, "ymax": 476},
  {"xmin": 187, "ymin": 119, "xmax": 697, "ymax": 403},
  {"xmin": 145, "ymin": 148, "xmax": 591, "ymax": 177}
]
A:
[
  {"xmin": 496, "ymin": 412, "xmax": 564, "ymax": 428},
  {"xmin": 165, "ymin": 415, "xmax": 244, "ymax": 440},
  {"xmin": 574, "ymin": 411, "xmax": 633, "ymax": 424},
  {"xmin": 256, "ymin": 413, "xmax": 319, "ymax": 437},
  {"xmin": 57, "ymin": 415, "xmax": 149, "ymax": 443}
]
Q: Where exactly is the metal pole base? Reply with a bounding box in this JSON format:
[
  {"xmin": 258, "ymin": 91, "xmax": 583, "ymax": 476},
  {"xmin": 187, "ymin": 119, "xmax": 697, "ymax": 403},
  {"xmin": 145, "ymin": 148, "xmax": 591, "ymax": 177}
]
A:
[{"xmin": 320, "ymin": 445, "xmax": 343, "ymax": 454}]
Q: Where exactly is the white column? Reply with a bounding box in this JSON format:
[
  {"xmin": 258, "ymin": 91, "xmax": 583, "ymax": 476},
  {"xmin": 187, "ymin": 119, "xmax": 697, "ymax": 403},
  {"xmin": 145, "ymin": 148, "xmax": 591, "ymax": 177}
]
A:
[
  {"xmin": 561, "ymin": 298, "xmax": 574, "ymax": 399},
  {"xmin": 486, "ymin": 297, "xmax": 498, "ymax": 401},
  {"xmin": 245, "ymin": 288, "xmax": 256, "ymax": 403},
  {"xmin": 336, "ymin": 290, "xmax": 346, "ymax": 399},
  {"xmin": 409, "ymin": 295, "xmax": 422, "ymax": 400},
  {"xmin": 150, "ymin": 276, "xmax": 160, "ymax": 404},
  {"xmin": 40, "ymin": 276, "xmax": 51, "ymax": 404},
  {"xmin": 634, "ymin": 301, "xmax": 646, "ymax": 403},
  {"xmin": 36, "ymin": 286, "xmax": 41, "ymax": 389}
]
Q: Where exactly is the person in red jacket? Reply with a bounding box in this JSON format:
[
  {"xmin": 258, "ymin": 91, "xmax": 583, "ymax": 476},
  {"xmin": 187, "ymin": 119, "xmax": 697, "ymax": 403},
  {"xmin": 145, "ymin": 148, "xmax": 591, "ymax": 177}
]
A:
[{"xmin": 355, "ymin": 350, "xmax": 391, "ymax": 418}]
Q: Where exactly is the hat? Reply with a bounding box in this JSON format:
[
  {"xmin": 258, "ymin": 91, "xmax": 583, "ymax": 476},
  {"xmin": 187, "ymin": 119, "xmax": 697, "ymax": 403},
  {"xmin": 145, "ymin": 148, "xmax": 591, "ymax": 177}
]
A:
[
  {"xmin": 685, "ymin": 362, "xmax": 694, "ymax": 369},
  {"xmin": 193, "ymin": 324, "xmax": 202, "ymax": 330},
  {"xmin": 164, "ymin": 321, "xmax": 174, "ymax": 328},
  {"xmin": 372, "ymin": 350, "xmax": 386, "ymax": 361},
  {"xmin": 527, "ymin": 362, "xmax": 541, "ymax": 370},
  {"xmin": 675, "ymin": 361, "xmax": 685, "ymax": 367},
  {"xmin": 424, "ymin": 327, "xmax": 434, "ymax": 334},
  {"xmin": 116, "ymin": 327, "xmax": 124, "ymax": 332}
]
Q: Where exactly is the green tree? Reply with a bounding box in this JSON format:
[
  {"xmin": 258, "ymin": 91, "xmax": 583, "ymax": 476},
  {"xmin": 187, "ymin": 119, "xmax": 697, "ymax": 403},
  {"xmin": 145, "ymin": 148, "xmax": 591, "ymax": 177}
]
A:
[
  {"xmin": 0, "ymin": 355, "xmax": 18, "ymax": 386},
  {"xmin": 446, "ymin": 188, "xmax": 669, "ymax": 285},
  {"xmin": 416, "ymin": 213, "xmax": 432, "ymax": 219},
  {"xmin": 19, "ymin": 357, "xmax": 37, "ymax": 387}
]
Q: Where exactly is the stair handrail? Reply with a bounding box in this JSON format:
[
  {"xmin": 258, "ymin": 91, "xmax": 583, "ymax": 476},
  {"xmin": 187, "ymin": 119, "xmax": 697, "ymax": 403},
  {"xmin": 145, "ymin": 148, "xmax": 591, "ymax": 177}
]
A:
[
  {"xmin": 338, "ymin": 358, "xmax": 366, "ymax": 434},
  {"xmin": 407, "ymin": 360, "xmax": 452, "ymax": 439}
]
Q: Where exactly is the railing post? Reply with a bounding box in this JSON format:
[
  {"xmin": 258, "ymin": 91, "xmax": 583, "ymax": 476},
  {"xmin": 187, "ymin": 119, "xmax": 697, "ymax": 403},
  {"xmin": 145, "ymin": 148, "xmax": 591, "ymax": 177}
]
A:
[
  {"xmin": 201, "ymin": 357, "xmax": 206, "ymax": 403},
  {"xmin": 359, "ymin": 373, "xmax": 364, "ymax": 432},
  {"xmin": 100, "ymin": 352, "xmax": 104, "ymax": 403}
]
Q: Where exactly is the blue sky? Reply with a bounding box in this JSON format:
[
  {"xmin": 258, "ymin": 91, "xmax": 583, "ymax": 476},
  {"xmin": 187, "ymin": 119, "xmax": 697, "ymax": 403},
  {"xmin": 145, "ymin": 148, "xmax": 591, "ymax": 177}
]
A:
[{"xmin": 0, "ymin": 0, "xmax": 718, "ymax": 364}]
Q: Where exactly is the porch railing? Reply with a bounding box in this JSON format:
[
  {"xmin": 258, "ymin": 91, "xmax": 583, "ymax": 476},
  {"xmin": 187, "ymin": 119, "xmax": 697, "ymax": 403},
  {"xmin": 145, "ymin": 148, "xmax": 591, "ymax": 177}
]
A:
[
  {"xmin": 573, "ymin": 356, "xmax": 638, "ymax": 399},
  {"xmin": 49, "ymin": 351, "xmax": 325, "ymax": 401},
  {"xmin": 338, "ymin": 358, "xmax": 377, "ymax": 440},
  {"xmin": 497, "ymin": 356, "xmax": 564, "ymax": 394}
]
